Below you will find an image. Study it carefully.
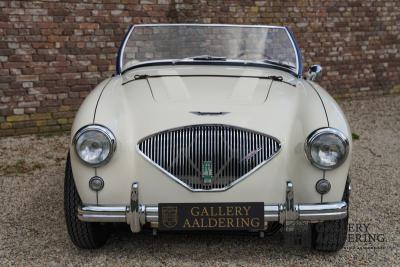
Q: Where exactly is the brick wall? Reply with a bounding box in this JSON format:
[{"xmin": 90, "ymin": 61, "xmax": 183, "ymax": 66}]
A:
[{"xmin": 0, "ymin": 0, "xmax": 399, "ymax": 136}]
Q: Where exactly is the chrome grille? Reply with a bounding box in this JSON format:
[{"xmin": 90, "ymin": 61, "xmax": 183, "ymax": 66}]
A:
[{"xmin": 138, "ymin": 125, "xmax": 281, "ymax": 191}]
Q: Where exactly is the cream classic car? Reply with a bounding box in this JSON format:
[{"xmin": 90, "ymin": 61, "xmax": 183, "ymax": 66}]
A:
[{"xmin": 65, "ymin": 24, "xmax": 352, "ymax": 251}]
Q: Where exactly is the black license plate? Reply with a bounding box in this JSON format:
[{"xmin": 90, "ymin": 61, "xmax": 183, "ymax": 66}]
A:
[{"xmin": 158, "ymin": 202, "xmax": 264, "ymax": 231}]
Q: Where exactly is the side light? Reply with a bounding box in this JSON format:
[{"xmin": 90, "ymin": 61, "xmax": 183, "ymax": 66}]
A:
[
  {"xmin": 89, "ymin": 176, "xmax": 104, "ymax": 191},
  {"xmin": 315, "ymin": 179, "xmax": 331, "ymax": 194}
]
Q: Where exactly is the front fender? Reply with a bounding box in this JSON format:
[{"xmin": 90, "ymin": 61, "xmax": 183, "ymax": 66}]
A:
[
  {"xmin": 307, "ymin": 81, "xmax": 352, "ymax": 203},
  {"xmin": 69, "ymin": 77, "xmax": 112, "ymax": 204}
]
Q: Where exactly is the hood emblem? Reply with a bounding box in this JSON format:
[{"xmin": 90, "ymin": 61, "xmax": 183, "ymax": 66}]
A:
[{"xmin": 190, "ymin": 111, "xmax": 230, "ymax": 116}]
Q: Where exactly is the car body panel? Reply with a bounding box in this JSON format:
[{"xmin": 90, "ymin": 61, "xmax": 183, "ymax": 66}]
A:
[
  {"xmin": 70, "ymin": 78, "xmax": 111, "ymax": 204},
  {"xmin": 307, "ymin": 81, "xmax": 352, "ymax": 202},
  {"xmin": 69, "ymin": 65, "xmax": 352, "ymax": 206},
  {"xmin": 148, "ymin": 75, "xmax": 272, "ymax": 105}
]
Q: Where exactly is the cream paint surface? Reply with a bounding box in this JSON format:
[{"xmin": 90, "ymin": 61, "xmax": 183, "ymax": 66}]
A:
[
  {"xmin": 148, "ymin": 76, "xmax": 271, "ymax": 105},
  {"xmin": 70, "ymin": 65, "xmax": 351, "ymax": 206}
]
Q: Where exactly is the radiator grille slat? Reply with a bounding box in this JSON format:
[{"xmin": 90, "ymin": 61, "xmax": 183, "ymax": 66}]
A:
[{"xmin": 138, "ymin": 125, "xmax": 281, "ymax": 191}]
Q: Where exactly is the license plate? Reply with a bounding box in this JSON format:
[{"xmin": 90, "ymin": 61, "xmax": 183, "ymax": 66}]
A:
[{"xmin": 158, "ymin": 202, "xmax": 264, "ymax": 231}]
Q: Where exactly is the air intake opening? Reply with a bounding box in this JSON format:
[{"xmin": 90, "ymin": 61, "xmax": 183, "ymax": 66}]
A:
[{"xmin": 138, "ymin": 125, "xmax": 281, "ymax": 191}]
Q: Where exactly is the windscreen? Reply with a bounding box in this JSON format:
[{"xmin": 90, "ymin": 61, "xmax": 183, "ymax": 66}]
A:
[{"xmin": 121, "ymin": 25, "xmax": 298, "ymax": 74}]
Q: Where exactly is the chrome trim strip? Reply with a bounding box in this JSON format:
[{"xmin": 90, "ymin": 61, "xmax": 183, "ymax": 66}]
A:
[
  {"xmin": 285, "ymin": 27, "xmax": 302, "ymax": 78},
  {"xmin": 78, "ymin": 201, "xmax": 347, "ymax": 224},
  {"xmin": 280, "ymin": 181, "xmax": 298, "ymax": 223},
  {"xmin": 78, "ymin": 206, "xmax": 127, "ymax": 222},
  {"xmin": 190, "ymin": 111, "xmax": 230, "ymax": 116},
  {"xmin": 127, "ymin": 182, "xmax": 141, "ymax": 233},
  {"xmin": 298, "ymin": 201, "xmax": 348, "ymax": 220},
  {"xmin": 78, "ymin": 181, "xmax": 348, "ymax": 232},
  {"xmin": 122, "ymin": 61, "xmax": 298, "ymax": 78},
  {"xmin": 136, "ymin": 124, "xmax": 282, "ymax": 192},
  {"xmin": 264, "ymin": 205, "xmax": 279, "ymax": 221},
  {"xmin": 117, "ymin": 25, "xmax": 134, "ymax": 74},
  {"xmin": 135, "ymin": 23, "xmax": 288, "ymax": 28}
]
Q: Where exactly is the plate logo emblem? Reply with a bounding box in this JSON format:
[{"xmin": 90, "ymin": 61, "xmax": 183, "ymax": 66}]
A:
[
  {"xmin": 161, "ymin": 206, "xmax": 178, "ymax": 228},
  {"xmin": 202, "ymin": 161, "xmax": 213, "ymax": 184}
]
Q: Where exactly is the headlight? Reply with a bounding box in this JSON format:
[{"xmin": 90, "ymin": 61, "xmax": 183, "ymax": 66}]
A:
[
  {"xmin": 305, "ymin": 128, "xmax": 349, "ymax": 170},
  {"xmin": 73, "ymin": 125, "xmax": 116, "ymax": 167}
]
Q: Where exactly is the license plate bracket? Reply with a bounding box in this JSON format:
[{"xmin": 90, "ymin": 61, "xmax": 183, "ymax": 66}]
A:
[{"xmin": 158, "ymin": 202, "xmax": 264, "ymax": 231}]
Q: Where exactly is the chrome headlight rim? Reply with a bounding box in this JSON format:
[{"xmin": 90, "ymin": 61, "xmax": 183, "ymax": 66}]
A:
[
  {"xmin": 73, "ymin": 124, "xmax": 116, "ymax": 167},
  {"xmin": 305, "ymin": 127, "xmax": 349, "ymax": 170}
]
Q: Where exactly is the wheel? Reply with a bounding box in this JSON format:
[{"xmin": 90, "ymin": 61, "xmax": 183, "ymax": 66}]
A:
[
  {"xmin": 64, "ymin": 152, "xmax": 109, "ymax": 249},
  {"xmin": 310, "ymin": 178, "xmax": 350, "ymax": 252}
]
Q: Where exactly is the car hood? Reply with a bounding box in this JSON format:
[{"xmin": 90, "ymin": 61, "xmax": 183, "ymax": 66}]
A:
[
  {"xmin": 82, "ymin": 66, "xmax": 331, "ymax": 204},
  {"xmin": 71, "ymin": 66, "xmax": 352, "ymax": 206},
  {"xmin": 146, "ymin": 75, "xmax": 273, "ymax": 106},
  {"xmin": 94, "ymin": 66, "xmax": 328, "ymax": 151}
]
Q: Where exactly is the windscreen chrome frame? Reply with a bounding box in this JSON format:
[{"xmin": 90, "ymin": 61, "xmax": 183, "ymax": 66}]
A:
[{"xmin": 116, "ymin": 24, "xmax": 303, "ymax": 78}]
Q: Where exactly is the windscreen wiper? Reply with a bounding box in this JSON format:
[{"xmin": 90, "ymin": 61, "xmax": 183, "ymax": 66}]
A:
[
  {"xmin": 127, "ymin": 74, "xmax": 296, "ymax": 87},
  {"xmin": 185, "ymin": 55, "xmax": 227, "ymax": 61},
  {"xmin": 261, "ymin": 59, "xmax": 295, "ymax": 70}
]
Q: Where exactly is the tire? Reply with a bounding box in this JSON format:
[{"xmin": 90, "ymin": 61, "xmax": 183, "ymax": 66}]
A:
[
  {"xmin": 310, "ymin": 178, "xmax": 350, "ymax": 252},
  {"xmin": 64, "ymin": 152, "xmax": 109, "ymax": 249}
]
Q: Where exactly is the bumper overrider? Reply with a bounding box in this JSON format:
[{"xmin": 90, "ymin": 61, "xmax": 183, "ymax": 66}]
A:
[{"xmin": 78, "ymin": 181, "xmax": 348, "ymax": 232}]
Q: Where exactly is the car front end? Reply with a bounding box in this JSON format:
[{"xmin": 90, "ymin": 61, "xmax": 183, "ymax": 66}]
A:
[{"xmin": 65, "ymin": 24, "xmax": 352, "ymax": 251}]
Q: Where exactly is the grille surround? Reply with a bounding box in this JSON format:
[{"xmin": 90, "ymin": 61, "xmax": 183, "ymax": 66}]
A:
[{"xmin": 137, "ymin": 124, "xmax": 281, "ymax": 192}]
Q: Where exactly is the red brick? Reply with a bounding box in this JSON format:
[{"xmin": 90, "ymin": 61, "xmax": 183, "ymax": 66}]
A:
[
  {"xmin": 79, "ymin": 23, "xmax": 99, "ymax": 29},
  {"xmin": 0, "ymin": 0, "xmax": 398, "ymax": 137}
]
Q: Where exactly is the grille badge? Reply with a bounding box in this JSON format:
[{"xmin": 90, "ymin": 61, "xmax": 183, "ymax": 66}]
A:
[{"xmin": 201, "ymin": 161, "xmax": 213, "ymax": 184}]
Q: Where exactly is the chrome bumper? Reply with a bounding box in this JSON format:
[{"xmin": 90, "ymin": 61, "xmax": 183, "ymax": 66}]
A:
[{"xmin": 78, "ymin": 181, "xmax": 348, "ymax": 232}]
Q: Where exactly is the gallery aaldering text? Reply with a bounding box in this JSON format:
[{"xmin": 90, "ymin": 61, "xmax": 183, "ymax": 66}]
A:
[{"xmin": 347, "ymin": 223, "xmax": 385, "ymax": 243}]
